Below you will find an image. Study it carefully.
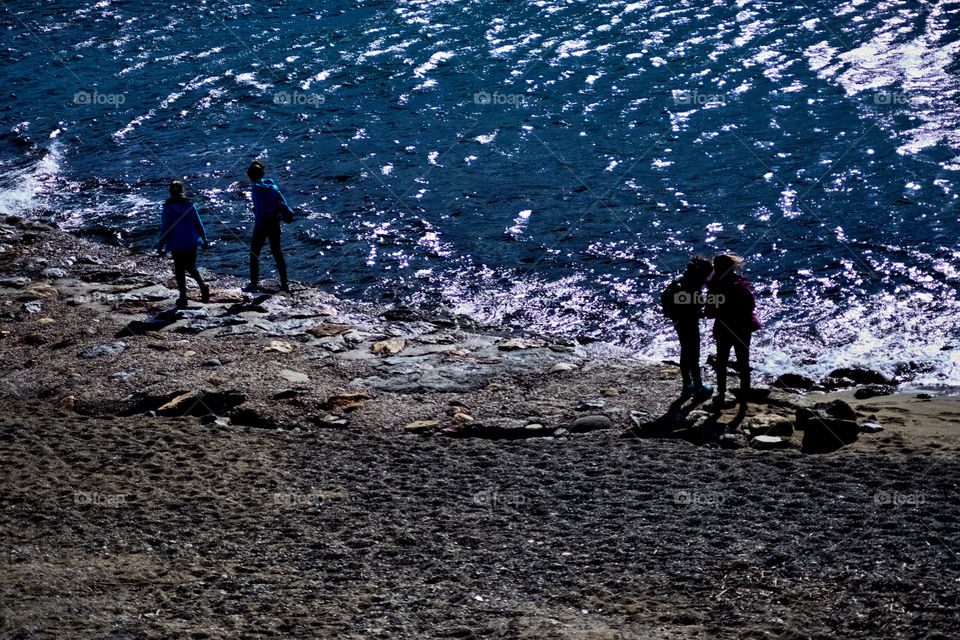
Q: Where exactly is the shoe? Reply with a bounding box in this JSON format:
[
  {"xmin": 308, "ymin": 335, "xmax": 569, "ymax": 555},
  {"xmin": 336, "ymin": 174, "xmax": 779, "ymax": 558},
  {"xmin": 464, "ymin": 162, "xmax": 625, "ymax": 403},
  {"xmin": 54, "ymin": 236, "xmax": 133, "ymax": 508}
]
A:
[
  {"xmin": 175, "ymin": 297, "xmax": 188, "ymax": 309},
  {"xmin": 692, "ymin": 385, "xmax": 714, "ymax": 401},
  {"xmin": 241, "ymin": 282, "xmax": 259, "ymax": 293},
  {"xmin": 200, "ymin": 284, "xmax": 211, "ymax": 303}
]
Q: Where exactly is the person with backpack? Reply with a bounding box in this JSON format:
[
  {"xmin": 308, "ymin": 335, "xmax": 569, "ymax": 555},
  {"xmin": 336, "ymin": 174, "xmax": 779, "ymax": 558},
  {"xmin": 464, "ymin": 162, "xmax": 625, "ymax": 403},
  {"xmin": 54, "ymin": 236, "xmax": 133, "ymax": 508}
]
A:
[
  {"xmin": 660, "ymin": 256, "xmax": 715, "ymax": 400},
  {"xmin": 244, "ymin": 160, "xmax": 293, "ymax": 293},
  {"xmin": 156, "ymin": 179, "xmax": 210, "ymax": 309},
  {"xmin": 703, "ymin": 254, "xmax": 761, "ymax": 412}
]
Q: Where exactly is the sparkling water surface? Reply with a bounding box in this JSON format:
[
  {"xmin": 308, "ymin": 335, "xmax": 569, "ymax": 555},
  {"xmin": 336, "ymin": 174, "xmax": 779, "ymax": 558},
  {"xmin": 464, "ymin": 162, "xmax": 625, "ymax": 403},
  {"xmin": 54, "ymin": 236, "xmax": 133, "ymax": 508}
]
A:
[{"xmin": 2, "ymin": 0, "xmax": 960, "ymax": 384}]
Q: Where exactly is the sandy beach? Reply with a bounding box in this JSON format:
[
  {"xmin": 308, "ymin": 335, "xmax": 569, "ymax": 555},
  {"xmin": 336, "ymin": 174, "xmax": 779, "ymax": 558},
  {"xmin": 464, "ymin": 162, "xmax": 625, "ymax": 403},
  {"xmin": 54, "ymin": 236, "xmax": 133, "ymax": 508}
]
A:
[{"xmin": 1, "ymin": 216, "xmax": 958, "ymax": 639}]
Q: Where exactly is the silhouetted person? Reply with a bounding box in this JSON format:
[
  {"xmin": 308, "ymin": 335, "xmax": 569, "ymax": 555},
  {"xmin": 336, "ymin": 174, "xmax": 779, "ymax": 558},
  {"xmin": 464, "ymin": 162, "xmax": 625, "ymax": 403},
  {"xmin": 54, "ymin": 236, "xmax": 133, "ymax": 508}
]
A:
[
  {"xmin": 156, "ymin": 180, "xmax": 209, "ymax": 309},
  {"xmin": 244, "ymin": 161, "xmax": 290, "ymax": 292},
  {"xmin": 661, "ymin": 256, "xmax": 714, "ymax": 400},
  {"xmin": 704, "ymin": 254, "xmax": 761, "ymax": 412}
]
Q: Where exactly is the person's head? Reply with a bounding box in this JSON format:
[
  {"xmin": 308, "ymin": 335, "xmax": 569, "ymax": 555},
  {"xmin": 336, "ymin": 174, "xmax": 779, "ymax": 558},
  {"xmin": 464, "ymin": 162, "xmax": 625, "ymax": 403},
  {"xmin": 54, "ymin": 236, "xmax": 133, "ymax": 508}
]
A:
[
  {"xmin": 169, "ymin": 180, "xmax": 183, "ymax": 197},
  {"xmin": 713, "ymin": 254, "xmax": 743, "ymax": 281},
  {"xmin": 685, "ymin": 256, "xmax": 713, "ymax": 285},
  {"xmin": 247, "ymin": 161, "xmax": 265, "ymax": 182}
]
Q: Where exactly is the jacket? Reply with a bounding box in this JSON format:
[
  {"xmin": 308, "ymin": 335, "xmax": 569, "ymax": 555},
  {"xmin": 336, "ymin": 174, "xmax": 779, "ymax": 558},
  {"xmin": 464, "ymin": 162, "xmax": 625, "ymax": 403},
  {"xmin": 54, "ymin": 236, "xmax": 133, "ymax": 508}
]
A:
[
  {"xmin": 704, "ymin": 274, "xmax": 761, "ymax": 336},
  {"xmin": 251, "ymin": 178, "xmax": 290, "ymax": 228},
  {"xmin": 157, "ymin": 197, "xmax": 205, "ymax": 252}
]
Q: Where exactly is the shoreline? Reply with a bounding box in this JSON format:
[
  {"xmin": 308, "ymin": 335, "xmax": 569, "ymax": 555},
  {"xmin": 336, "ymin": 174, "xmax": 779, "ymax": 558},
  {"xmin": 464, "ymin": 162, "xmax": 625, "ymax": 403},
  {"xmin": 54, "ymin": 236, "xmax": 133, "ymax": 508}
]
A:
[{"xmin": 2, "ymin": 214, "xmax": 959, "ymax": 638}]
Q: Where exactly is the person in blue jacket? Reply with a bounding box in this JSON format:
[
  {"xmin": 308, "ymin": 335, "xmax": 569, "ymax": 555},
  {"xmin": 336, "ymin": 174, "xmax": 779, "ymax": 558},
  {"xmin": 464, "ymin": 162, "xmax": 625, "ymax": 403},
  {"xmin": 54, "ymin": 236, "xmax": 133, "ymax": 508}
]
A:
[
  {"xmin": 156, "ymin": 180, "xmax": 209, "ymax": 308},
  {"xmin": 245, "ymin": 161, "xmax": 289, "ymax": 292}
]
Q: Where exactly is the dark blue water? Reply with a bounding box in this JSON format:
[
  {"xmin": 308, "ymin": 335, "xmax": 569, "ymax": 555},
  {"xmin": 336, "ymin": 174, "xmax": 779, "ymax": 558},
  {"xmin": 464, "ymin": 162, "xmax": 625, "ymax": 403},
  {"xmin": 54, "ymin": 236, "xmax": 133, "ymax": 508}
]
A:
[{"xmin": 3, "ymin": 0, "xmax": 960, "ymax": 384}]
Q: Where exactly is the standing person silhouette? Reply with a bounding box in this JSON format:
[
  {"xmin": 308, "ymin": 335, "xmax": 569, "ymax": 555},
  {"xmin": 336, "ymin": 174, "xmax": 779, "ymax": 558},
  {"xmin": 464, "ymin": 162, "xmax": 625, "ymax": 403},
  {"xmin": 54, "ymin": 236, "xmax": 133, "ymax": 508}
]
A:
[
  {"xmin": 703, "ymin": 254, "xmax": 761, "ymax": 413},
  {"xmin": 244, "ymin": 161, "xmax": 290, "ymax": 292},
  {"xmin": 156, "ymin": 180, "xmax": 209, "ymax": 309},
  {"xmin": 660, "ymin": 256, "xmax": 714, "ymax": 400}
]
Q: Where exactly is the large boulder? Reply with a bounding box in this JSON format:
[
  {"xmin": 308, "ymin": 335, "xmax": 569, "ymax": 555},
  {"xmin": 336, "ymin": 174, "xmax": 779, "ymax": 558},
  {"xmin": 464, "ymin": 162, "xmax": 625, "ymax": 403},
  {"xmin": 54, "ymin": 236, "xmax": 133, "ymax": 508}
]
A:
[
  {"xmin": 798, "ymin": 409, "xmax": 859, "ymax": 453},
  {"xmin": 772, "ymin": 373, "xmax": 815, "ymax": 391},
  {"xmin": 827, "ymin": 366, "xmax": 891, "ymax": 386}
]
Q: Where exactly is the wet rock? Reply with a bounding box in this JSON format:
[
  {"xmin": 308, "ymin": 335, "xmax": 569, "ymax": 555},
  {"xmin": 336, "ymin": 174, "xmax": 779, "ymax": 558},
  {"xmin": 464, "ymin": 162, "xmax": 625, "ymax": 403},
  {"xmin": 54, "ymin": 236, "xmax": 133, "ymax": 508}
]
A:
[
  {"xmin": 772, "ymin": 373, "xmax": 815, "ymax": 391},
  {"xmin": 569, "ymin": 414, "xmax": 613, "ymax": 432},
  {"xmin": 750, "ymin": 435, "xmax": 791, "ymax": 450},
  {"xmin": 860, "ymin": 422, "xmax": 884, "ymax": 433},
  {"xmin": 278, "ymin": 369, "xmax": 309, "ymax": 384},
  {"xmin": 499, "ymin": 337, "xmax": 546, "ymax": 351},
  {"xmin": 40, "ymin": 267, "xmax": 68, "ymax": 279},
  {"xmin": 80, "ymin": 341, "xmax": 126, "ymax": 359},
  {"xmin": 0, "ymin": 276, "xmax": 30, "ymax": 288},
  {"xmin": 827, "ymin": 366, "xmax": 891, "ymax": 386},
  {"xmin": 854, "ymin": 384, "xmax": 896, "ymax": 400},
  {"xmin": 372, "ymin": 337, "xmax": 406, "ymax": 356},
  {"xmin": 23, "ymin": 301, "xmax": 42, "ymax": 314},
  {"xmin": 548, "ymin": 362, "xmax": 577, "ymax": 374}
]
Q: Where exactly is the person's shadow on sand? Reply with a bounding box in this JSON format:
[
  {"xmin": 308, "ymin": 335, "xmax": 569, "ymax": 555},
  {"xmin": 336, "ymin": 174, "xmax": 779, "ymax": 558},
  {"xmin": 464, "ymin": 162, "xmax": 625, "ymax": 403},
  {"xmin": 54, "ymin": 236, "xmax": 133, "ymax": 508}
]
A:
[{"xmin": 627, "ymin": 393, "xmax": 747, "ymax": 444}]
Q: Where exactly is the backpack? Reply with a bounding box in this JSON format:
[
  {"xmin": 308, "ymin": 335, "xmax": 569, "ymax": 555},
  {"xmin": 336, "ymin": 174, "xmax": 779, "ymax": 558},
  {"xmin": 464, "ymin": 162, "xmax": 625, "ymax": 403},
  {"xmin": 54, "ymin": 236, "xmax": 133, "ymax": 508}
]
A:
[{"xmin": 660, "ymin": 280, "xmax": 684, "ymax": 320}]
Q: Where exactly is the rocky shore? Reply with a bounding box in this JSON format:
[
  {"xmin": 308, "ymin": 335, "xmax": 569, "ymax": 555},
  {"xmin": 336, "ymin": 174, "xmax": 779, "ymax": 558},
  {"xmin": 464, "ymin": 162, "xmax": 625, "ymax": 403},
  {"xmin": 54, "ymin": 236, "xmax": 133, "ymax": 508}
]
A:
[{"xmin": 2, "ymin": 216, "xmax": 959, "ymax": 639}]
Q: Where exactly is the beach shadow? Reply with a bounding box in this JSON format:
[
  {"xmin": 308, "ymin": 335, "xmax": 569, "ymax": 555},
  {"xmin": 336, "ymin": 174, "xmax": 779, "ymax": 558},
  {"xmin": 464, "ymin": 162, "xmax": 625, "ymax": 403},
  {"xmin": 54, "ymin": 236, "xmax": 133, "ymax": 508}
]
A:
[
  {"xmin": 115, "ymin": 307, "xmax": 182, "ymax": 338},
  {"xmin": 626, "ymin": 394, "xmax": 748, "ymax": 445}
]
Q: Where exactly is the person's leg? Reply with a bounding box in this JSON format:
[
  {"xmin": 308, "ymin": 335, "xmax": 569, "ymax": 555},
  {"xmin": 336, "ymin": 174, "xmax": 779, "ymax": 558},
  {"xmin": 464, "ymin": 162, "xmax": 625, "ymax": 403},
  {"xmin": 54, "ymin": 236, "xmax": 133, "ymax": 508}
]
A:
[
  {"xmin": 182, "ymin": 248, "xmax": 209, "ymax": 302},
  {"xmin": 732, "ymin": 332, "xmax": 752, "ymax": 405},
  {"xmin": 171, "ymin": 250, "xmax": 187, "ymax": 301},
  {"xmin": 250, "ymin": 226, "xmax": 267, "ymax": 287},
  {"xmin": 266, "ymin": 221, "xmax": 288, "ymax": 289},
  {"xmin": 714, "ymin": 332, "xmax": 732, "ymax": 402},
  {"xmin": 676, "ymin": 322, "xmax": 697, "ymax": 391}
]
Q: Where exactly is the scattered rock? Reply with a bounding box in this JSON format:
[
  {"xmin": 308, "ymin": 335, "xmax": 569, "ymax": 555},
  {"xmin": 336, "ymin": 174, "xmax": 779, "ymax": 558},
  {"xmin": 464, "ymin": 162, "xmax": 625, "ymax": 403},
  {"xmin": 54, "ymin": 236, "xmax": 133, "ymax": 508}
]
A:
[
  {"xmin": 273, "ymin": 389, "xmax": 301, "ymax": 400},
  {"xmin": 155, "ymin": 389, "xmax": 246, "ymax": 417},
  {"xmin": 443, "ymin": 418, "xmax": 550, "ymax": 439},
  {"xmin": 202, "ymin": 358, "xmax": 222, "ymax": 367},
  {"xmin": 827, "ymin": 366, "xmax": 891, "ymax": 386},
  {"xmin": 860, "ymin": 422, "xmax": 885, "ymax": 434},
  {"xmin": 320, "ymin": 392, "xmax": 370, "ymax": 412},
  {"xmin": 575, "ymin": 399, "xmax": 605, "ymax": 412},
  {"xmin": 499, "ymin": 337, "xmax": 546, "ymax": 351},
  {"xmin": 40, "ymin": 267, "xmax": 68, "ymax": 279},
  {"xmin": 58, "ymin": 395, "xmax": 75, "ymax": 412},
  {"xmin": 23, "ymin": 300, "xmax": 42, "ymax": 314},
  {"xmin": 264, "ymin": 340, "xmax": 294, "ymax": 354},
  {"xmin": 799, "ymin": 412, "xmax": 860, "ymax": 453},
  {"xmin": 372, "ymin": 337, "xmax": 406, "ymax": 356},
  {"xmin": 313, "ymin": 414, "xmax": 350, "ymax": 429},
  {"xmin": 0, "ymin": 277, "xmax": 30, "ymax": 288},
  {"xmin": 569, "ymin": 414, "xmax": 613, "ymax": 432},
  {"xmin": 854, "ymin": 384, "xmax": 896, "ymax": 400},
  {"xmin": 719, "ymin": 433, "xmax": 747, "ymax": 449},
  {"xmin": 601, "ymin": 388, "xmax": 619, "ymax": 397},
  {"xmin": 404, "ymin": 419, "xmax": 441, "ymax": 434},
  {"xmin": 308, "ymin": 323, "xmax": 351, "ymax": 337},
  {"xmin": 772, "ymin": 373, "xmax": 815, "ymax": 391},
  {"xmin": 80, "ymin": 341, "xmax": 126, "ymax": 359},
  {"xmin": 278, "ymin": 369, "xmax": 310, "ymax": 384},
  {"xmin": 750, "ymin": 435, "xmax": 791, "ymax": 450},
  {"xmin": 17, "ymin": 283, "xmax": 58, "ymax": 301},
  {"xmin": 915, "ymin": 393, "xmax": 932, "ymax": 400},
  {"xmin": 19, "ymin": 333, "xmax": 46, "ymax": 346},
  {"xmin": 744, "ymin": 415, "xmax": 794, "ymax": 437},
  {"xmin": 548, "ymin": 362, "xmax": 577, "ymax": 374},
  {"xmin": 228, "ymin": 407, "xmax": 277, "ymax": 429}
]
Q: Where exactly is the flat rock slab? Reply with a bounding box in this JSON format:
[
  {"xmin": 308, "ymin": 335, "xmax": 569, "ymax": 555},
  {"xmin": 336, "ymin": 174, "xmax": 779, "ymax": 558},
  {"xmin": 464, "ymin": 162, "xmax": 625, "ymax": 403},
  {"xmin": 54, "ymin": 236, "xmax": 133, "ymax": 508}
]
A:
[{"xmin": 278, "ymin": 369, "xmax": 310, "ymax": 384}]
